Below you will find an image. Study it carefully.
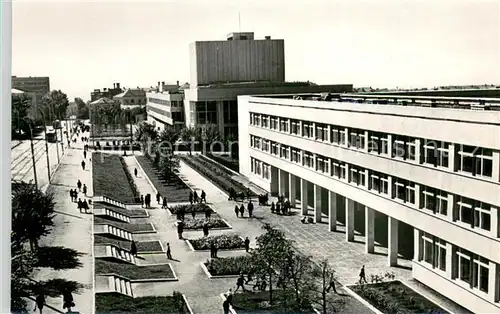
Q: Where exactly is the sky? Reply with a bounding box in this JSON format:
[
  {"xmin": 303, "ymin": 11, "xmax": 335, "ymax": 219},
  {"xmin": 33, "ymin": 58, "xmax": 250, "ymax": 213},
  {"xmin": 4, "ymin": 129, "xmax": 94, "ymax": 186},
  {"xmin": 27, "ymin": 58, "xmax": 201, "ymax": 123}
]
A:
[{"xmin": 12, "ymin": 0, "xmax": 500, "ymax": 102}]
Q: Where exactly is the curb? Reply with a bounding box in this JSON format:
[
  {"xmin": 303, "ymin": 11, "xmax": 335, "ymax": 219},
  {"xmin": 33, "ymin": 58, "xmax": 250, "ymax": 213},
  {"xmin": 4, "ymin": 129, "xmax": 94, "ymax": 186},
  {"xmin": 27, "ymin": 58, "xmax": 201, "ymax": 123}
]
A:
[
  {"xmin": 182, "ymin": 294, "xmax": 195, "ymax": 314},
  {"xmin": 399, "ymin": 281, "xmax": 452, "ymax": 314},
  {"xmin": 200, "ymin": 261, "xmax": 242, "ymax": 279},
  {"xmin": 343, "ymin": 285, "xmax": 384, "ymax": 314},
  {"xmin": 220, "ymin": 293, "xmax": 237, "ymax": 314}
]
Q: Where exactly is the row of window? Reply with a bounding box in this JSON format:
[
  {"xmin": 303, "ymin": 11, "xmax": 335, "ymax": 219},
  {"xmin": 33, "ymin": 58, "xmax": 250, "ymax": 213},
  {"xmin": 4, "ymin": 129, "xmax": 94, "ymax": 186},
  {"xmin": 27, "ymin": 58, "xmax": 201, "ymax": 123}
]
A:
[
  {"xmin": 249, "ymin": 113, "xmax": 496, "ymax": 180},
  {"xmin": 250, "ymin": 157, "xmax": 270, "ymax": 180},
  {"xmin": 419, "ymin": 232, "xmax": 494, "ymax": 296},
  {"xmin": 249, "ymin": 137, "xmax": 496, "ymax": 234},
  {"xmin": 123, "ymin": 98, "xmax": 145, "ymax": 105},
  {"xmin": 147, "ymin": 98, "xmax": 183, "ymax": 107},
  {"xmin": 147, "ymin": 106, "xmax": 171, "ymax": 119}
]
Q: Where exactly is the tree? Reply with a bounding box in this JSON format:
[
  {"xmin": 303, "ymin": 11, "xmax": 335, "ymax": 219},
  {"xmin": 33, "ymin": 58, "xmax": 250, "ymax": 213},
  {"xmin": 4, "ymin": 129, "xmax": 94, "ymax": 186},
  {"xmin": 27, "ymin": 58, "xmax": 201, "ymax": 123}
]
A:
[
  {"xmin": 311, "ymin": 259, "xmax": 346, "ymax": 314},
  {"xmin": 135, "ymin": 122, "xmax": 159, "ymax": 156},
  {"xmin": 74, "ymin": 97, "xmax": 89, "ymax": 119},
  {"xmin": 284, "ymin": 252, "xmax": 316, "ymax": 310},
  {"xmin": 159, "ymin": 126, "xmax": 181, "ymax": 147},
  {"xmin": 180, "ymin": 126, "xmax": 202, "ymax": 155},
  {"xmin": 40, "ymin": 90, "xmax": 70, "ymax": 123},
  {"xmin": 12, "ymin": 94, "xmax": 31, "ymax": 139}
]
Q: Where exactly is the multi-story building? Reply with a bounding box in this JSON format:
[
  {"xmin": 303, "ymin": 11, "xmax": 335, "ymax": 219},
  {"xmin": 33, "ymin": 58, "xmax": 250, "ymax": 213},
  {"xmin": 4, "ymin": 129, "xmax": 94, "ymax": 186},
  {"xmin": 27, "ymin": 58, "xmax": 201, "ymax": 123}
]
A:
[
  {"xmin": 90, "ymin": 83, "xmax": 123, "ymax": 102},
  {"xmin": 238, "ymin": 93, "xmax": 500, "ymax": 313},
  {"xmin": 146, "ymin": 82, "xmax": 185, "ymax": 132},
  {"xmin": 11, "ymin": 76, "xmax": 50, "ymax": 119},
  {"xmin": 113, "ymin": 88, "xmax": 147, "ymax": 109}
]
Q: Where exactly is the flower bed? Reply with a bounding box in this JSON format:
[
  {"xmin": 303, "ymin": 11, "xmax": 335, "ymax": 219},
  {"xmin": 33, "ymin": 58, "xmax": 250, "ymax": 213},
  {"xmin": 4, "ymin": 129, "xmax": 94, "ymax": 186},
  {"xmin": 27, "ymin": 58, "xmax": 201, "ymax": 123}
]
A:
[
  {"xmin": 169, "ymin": 203, "xmax": 214, "ymax": 214},
  {"xmin": 136, "ymin": 155, "xmax": 191, "ymax": 202},
  {"xmin": 96, "ymin": 291, "xmax": 189, "ymax": 313},
  {"xmin": 189, "ymin": 234, "xmax": 245, "ymax": 251},
  {"xmin": 203, "ymin": 154, "xmax": 236, "ymax": 175},
  {"xmin": 205, "ymin": 255, "xmax": 253, "ymax": 276},
  {"xmin": 350, "ymin": 281, "xmax": 448, "ymax": 314},
  {"xmin": 120, "ymin": 157, "xmax": 141, "ymax": 203},
  {"xmin": 95, "ymin": 259, "xmax": 175, "ymax": 280},
  {"xmin": 231, "ymin": 290, "xmax": 316, "ymax": 313},
  {"xmin": 92, "ymin": 153, "xmax": 137, "ymax": 204},
  {"xmin": 181, "ymin": 218, "xmax": 230, "ymax": 230}
]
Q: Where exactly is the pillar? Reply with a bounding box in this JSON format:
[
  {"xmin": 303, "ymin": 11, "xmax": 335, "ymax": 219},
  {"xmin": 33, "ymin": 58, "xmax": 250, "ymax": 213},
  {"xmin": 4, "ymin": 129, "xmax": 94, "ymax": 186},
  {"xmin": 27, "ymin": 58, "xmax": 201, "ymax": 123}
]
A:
[
  {"xmin": 445, "ymin": 243, "xmax": 453, "ymax": 279},
  {"xmin": 491, "ymin": 207, "xmax": 499, "ymax": 238},
  {"xmin": 328, "ymin": 191, "xmax": 337, "ymax": 232},
  {"xmin": 345, "ymin": 198, "xmax": 355, "ymax": 242},
  {"xmin": 278, "ymin": 169, "xmax": 286, "ymax": 196},
  {"xmin": 448, "ymin": 143, "xmax": 456, "ymax": 172},
  {"xmin": 300, "ymin": 178, "xmax": 308, "ymax": 216},
  {"xmin": 447, "ymin": 194, "xmax": 455, "ymax": 221},
  {"xmin": 388, "ymin": 217, "xmax": 399, "ymax": 266},
  {"xmin": 288, "ymin": 173, "xmax": 296, "ymax": 207},
  {"xmin": 365, "ymin": 207, "xmax": 375, "ymax": 253},
  {"xmin": 413, "ymin": 229, "xmax": 420, "ymax": 262},
  {"xmin": 314, "ymin": 184, "xmax": 322, "ymax": 223},
  {"xmin": 489, "ymin": 262, "xmax": 500, "ymax": 303},
  {"xmin": 493, "ymin": 151, "xmax": 500, "ymax": 183}
]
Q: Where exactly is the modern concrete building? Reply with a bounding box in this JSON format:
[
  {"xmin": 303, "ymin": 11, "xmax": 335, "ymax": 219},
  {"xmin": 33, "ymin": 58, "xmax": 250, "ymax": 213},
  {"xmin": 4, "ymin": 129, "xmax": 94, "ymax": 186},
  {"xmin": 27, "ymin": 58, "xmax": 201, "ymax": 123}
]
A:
[
  {"xmin": 146, "ymin": 82, "xmax": 185, "ymax": 132},
  {"xmin": 90, "ymin": 83, "xmax": 123, "ymax": 102},
  {"xmin": 238, "ymin": 92, "xmax": 500, "ymax": 313},
  {"xmin": 11, "ymin": 76, "xmax": 50, "ymax": 119},
  {"xmin": 113, "ymin": 88, "xmax": 147, "ymax": 109}
]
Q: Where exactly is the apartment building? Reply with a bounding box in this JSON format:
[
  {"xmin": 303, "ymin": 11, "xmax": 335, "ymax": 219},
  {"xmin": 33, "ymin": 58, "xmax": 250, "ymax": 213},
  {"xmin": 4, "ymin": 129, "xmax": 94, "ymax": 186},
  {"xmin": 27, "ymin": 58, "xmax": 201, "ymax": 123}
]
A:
[{"xmin": 238, "ymin": 93, "xmax": 500, "ymax": 313}]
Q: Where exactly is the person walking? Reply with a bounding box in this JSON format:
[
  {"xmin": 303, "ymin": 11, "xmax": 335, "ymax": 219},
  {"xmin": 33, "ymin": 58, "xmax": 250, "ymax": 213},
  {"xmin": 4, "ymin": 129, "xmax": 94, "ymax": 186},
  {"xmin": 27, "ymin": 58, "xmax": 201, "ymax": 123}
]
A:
[
  {"xmin": 156, "ymin": 192, "xmax": 161, "ymax": 205},
  {"xmin": 140, "ymin": 195, "xmax": 144, "ymax": 208},
  {"xmin": 239, "ymin": 204, "xmax": 245, "ymax": 218},
  {"xmin": 326, "ymin": 279, "xmax": 338, "ymax": 293},
  {"xmin": 77, "ymin": 198, "xmax": 83, "ymax": 213},
  {"xmin": 210, "ymin": 242, "xmax": 215, "ymax": 258},
  {"xmin": 200, "ymin": 190, "xmax": 206, "ymax": 203},
  {"xmin": 193, "ymin": 191, "xmax": 199, "ymax": 203},
  {"xmin": 82, "ymin": 184, "xmax": 87, "ymax": 196},
  {"xmin": 213, "ymin": 243, "xmax": 218, "ymax": 258},
  {"xmin": 359, "ymin": 265, "xmax": 368, "ymax": 284},
  {"xmin": 83, "ymin": 150, "xmax": 87, "ymax": 159},
  {"xmin": 69, "ymin": 189, "xmax": 74, "ymax": 202},
  {"xmin": 247, "ymin": 200, "xmax": 254, "ymax": 218},
  {"xmin": 77, "ymin": 180, "xmax": 82, "ymax": 191},
  {"xmin": 226, "ymin": 288, "xmax": 233, "ymax": 305},
  {"xmin": 82, "ymin": 199, "xmax": 89, "ymax": 214},
  {"xmin": 33, "ymin": 290, "xmax": 45, "ymax": 314},
  {"xmin": 162, "ymin": 196, "xmax": 168, "ymax": 209},
  {"xmin": 130, "ymin": 240, "xmax": 138, "ymax": 257},
  {"xmin": 62, "ymin": 289, "xmax": 75, "ymax": 313},
  {"xmin": 270, "ymin": 202, "xmax": 275, "ymax": 213},
  {"xmin": 177, "ymin": 221, "xmax": 184, "ymax": 239},
  {"xmin": 81, "ymin": 160, "xmax": 86, "ymax": 170},
  {"xmin": 244, "ymin": 237, "xmax": 250, "ymax": 253},
  {"xmin": 234, "ymin": 205, "xmax": 239, "ymax": 218},
  {"xmin": 235, "ymin": 274, "xmax": 246, "ymax": 292},
  {"xmin": 223, "ymin": 299, "xmax": 230, "ymax": 314},
  {"xmin": 166, "ymin": 243, "xmax": 172, "ymax": 260},
  {"xmin": 189, "ymin": 191, "xmax": 193, "ymax": 205},
  {"xmin": 134, "ymin": 167, "xmax": 138, "ymax": 177},
  {"xmin": 203, "ymin": 221, "xmax": 209, "ymax": 237},
  {"xmin": 205, "ymin": 207, "xmax": 212, "ymax": 220}
]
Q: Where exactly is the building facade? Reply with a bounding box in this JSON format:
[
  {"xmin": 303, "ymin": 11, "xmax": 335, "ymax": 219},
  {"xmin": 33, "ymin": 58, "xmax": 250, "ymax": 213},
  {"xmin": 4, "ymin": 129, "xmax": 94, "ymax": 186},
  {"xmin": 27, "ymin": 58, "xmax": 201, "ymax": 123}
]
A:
[
  {"xmin": 113, "ymin": 88, "xmax": 147, "ymax": 109},
  {"xmin": 146, "ymin": 88, "xmax": 185, "ymax": 132},
  {"xmin": 190, "ymin": 32, "xmax": 285, "ymax": 87},
  {"xmin": 238, "ymin": 93, "xmax": 500, "ymax": 313},
  {"xmin": 91, "ymin": 83, "xmax": 123, "ymax": 102},
  {"xmin": 11, "ymin": 76, "xmax": 50, "ymax": 119}
]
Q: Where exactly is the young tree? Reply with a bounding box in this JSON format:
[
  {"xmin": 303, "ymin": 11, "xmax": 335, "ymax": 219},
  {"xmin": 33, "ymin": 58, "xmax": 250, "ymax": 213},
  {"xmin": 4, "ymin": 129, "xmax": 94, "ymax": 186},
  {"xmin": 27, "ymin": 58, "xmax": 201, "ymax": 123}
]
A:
[
  {"xmin": 311, "ymin": 259, "xmax": 346, "ymax": 314},
  {"xmin": 284, "ymin": 252, "xmax": 316, "ymax": 310},
  {"xmin": 74, "ymin": 97, "xmax": 89, "ymax": 119}
]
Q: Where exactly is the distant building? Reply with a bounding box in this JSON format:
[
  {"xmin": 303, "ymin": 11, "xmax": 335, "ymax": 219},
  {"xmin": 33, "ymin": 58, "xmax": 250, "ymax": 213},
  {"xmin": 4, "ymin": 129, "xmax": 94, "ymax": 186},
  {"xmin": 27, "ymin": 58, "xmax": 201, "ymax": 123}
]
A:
[
  {"xmin": 89, "ymin": 97, "xmax": 118, "ymax": 107},
  {"xmin": 113, "ymin": 88, "xmax": 147, "ymax": 110},
  {"xmin": 11, "ymin": 76, "xmax": 50, "ymax": 119},
  {"xmin": 146, "ymin": 81, "xmax": 185, "ymax": 132},
  {"xmin": 90, "ymin": 83, "xmax": 123, "ymax": 102},
  {"xmin": 360, "ymin": 88, "xmax": 500, "ymax": 98}
]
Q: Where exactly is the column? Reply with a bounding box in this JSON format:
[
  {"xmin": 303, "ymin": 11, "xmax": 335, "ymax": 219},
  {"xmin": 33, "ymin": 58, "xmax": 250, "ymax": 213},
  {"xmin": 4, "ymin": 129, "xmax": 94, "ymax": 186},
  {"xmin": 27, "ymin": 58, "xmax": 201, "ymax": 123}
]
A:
[
  {"xmin": 278, "ymin": 169, "xmax": 286, "ymax": 196},
  {"xmin": 488, "ymin": 262, "xmax": 500, "ymax": 303},
  {"xmin": 447, "ymin": 193, "xmax": 455, "ymax": 222},
  {"xmin": 445, "ymin": 243, "xmax": 453, "ymax": 279},
  {"xmin": 301, "ymin": 178, "xmax": 308, "ymax": 216},
  {"xmin": 288, "ymin": 173, "xmax": 296, "ymax": 207},
  {"xmin": 298, "ymin": 121, "xmax": 303, "ymax": 137},
  {"xmin": 344, "ymin": 127, "xmax": 349, "ymax": 147},
  {"xmin": 414, "ymin": 184, "xmax": 421, "ymax": 209},
  {"xmin": 387, "ymin": 134, "xmax": 393, "ymax": 157},
  {"xmin": 365, "ymin": 207, "xmax": 375, "ymax": 253},
  {"xmin": 448, "ymin": 143, "xmax": 457, "ymax": 172},
  {"xmin": 314, "ymin": 184, "xmax": 322, "ymax": 223},
  {"xmin": 413, "ymin": 229, "xmax": 420, "ymax": 262},
  {"xmin": 345, "ymin": 198, "xmax": 355, "ymax": 242},
  {"xmin": 363, "ymin": 130, "xmax": 369, "ymax": 152},
  {"xmin": 414, "ymin": 138, "xmax": 421, "ymax": 163},
  {"xmin": 328, "ymin": 191, "xmax": 337, "ymax": 232},
  {"xmin": 491, "ymin": 206, "xmax": 499, "ymax": 238},
  {"xmin": 326, "ymin": 125, "xmax": 331, "ymax": 142},
  {"xmin": 388, "ymin": 176, "xmax": 394, "ymax": 199},
  {"xmin": 388, "ymin": 217, "xmax": 399, "ymax": 266},
  {"xmin": 312, "ymin": 122, "xmax": 316, "ymax": 140}
]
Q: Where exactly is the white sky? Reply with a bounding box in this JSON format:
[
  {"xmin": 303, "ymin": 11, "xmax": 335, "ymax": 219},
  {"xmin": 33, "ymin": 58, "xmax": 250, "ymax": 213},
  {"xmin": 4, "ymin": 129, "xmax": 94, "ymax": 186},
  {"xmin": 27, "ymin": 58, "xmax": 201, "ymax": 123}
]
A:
[{"xmin": 12, "ymin": 0, "xmax": 500, "ymax": 101}]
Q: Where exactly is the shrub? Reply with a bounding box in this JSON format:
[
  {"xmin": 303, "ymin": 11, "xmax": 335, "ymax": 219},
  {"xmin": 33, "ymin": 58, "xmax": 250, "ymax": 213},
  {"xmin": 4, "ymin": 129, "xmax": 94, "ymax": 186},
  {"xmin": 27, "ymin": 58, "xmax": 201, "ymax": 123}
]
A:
[
  {"xmin": 190, "ymin": 234, "xmax": 245, "ymax": 250},
  {"xmin": 205, "ymin": 255, "xmax": 254, "ymax": 276},
  {"xmin": 182, "ymin": 218, "xmax": 228, "ymax": 230},
  {"xmin": 170, "ymin": 203, "xmax": 213, "ymax": 214}
]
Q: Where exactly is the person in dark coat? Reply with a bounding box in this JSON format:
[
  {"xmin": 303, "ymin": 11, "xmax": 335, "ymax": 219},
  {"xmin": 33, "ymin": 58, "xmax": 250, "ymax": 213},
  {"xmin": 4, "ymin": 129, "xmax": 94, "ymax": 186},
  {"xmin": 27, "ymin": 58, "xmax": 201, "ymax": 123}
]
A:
[
  {"xmin": 77, "ymin": 180, "xmax": 82, "ymax": 191},
  {"xmin": 326, "ymin": 279, "xmax": 338, "ymax": 293},
  {"xmin": 166, "ymin": 243, "xmax": 172, "ymax": 260},
  {"xmin": 270, "ymin": 202, "xmax": 275, "ymax": 213},
  {"xmin": 69, "ymin": 189, "xmax": 74, "ymax": 202},
  {"xmin": 210, "ymin": 242, "xmax": 216, "ymax": 258},
  {"xmin": 189, "ymin": 191, "xmax": 193, "ymax": 204},
  {"xmin": 213, "ymin": 243, "xmax": 218, "ymax": 258},
  {"xmin": 203, "ymin": 222, "xmax": 209, "ymax": 237},
  {"xmin": 193, "ymin": 191, "xmax": 199, "ymax": 203},
  {"xmin": 247, "ymin": 200, "xmax": 254, "ymax": 218},
  {"xmin": 177, "ymin": 222, "xmax": 184, "ymax": 239},
  {"xmin": 130, "ymin": 240, "xmax": 138, "ymax": 256},
  {"xmin": 81, "ymin": 160, "xmax": 86, "ymax": 170},
  {"xmin": 223, "ymin": 299, "xmax": 230, "ymax": 314},
  {"xmin": 83, "ymin": 150, "xmax": 87, "ymax": 159},
  {"xmin": 276, "ymin": 202, "xmax": 281, "ymax": 215},
  {"xmin": 82, "ymin": 199, "xmax": 89, "ymax": 213},
  {"xmin": 205, "ymin": 208, "xmax": 212, "ymax": 220},
  {"xmin": 140, "ymin": 195, "xmax": 144, "ymax": 208},
  {"xmin": 134, "ymin": 167, "xmax": 138, "ymax": 177},
  {"xmin": 77, "ymin": 199, "xmax": 83, "ymax": 213},
  {"xmin": 235, "ymin": 274, "xmax": 246, "ymax": 292},
  {"xmin": 34, "ymin": 290, "xmax": 45, "ymax": 314},
  {"xmin": 200, "ymin": 190, "xmax": 206, "ymax": 203},
  {"xmin": 62, "ymin": 289, "xmax": 75, "ymax": 313},
  {"xmin": 234, "ymin": 205, "xmax": 239, "ymax": 217},
  {"xmin": 244, "ymin": 237, "xmax": 250, "ymax": 253},
  {"xmin": 82, "ymin": 184, "xmax": 87, "ymax": 196},
  {"xmin": 162, "ymin": 197, "xmax": 168, "ymax": 209},
  {"xmin": 156, "ymin": 193, "xmax": 161, "ymax": 204},
  {"xmin": 239, "ymin": 204, "xmax": 245, "ymax": 217}
]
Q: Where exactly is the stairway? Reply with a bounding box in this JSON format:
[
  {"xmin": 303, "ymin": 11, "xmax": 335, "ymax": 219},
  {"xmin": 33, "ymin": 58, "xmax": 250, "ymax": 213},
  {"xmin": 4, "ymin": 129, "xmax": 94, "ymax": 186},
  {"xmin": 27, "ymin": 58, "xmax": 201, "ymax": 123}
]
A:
[
  {"xmin": 95, "ymin": 275, "xmax": 134, "ymax": 297},
  {"xmin": 94, "ymin": 245, "xmax": 136, "ymax": 264},
  {"xmin": 94, "ymin": 207, "xmax": 131, "ymax": 223},
  {"xmin": 94, "ymin": 224, "xmax": 133, "ymax": 241},
  {"xmin": 93, "ymin": 195, "xmax": 127, "ymax": 209}
]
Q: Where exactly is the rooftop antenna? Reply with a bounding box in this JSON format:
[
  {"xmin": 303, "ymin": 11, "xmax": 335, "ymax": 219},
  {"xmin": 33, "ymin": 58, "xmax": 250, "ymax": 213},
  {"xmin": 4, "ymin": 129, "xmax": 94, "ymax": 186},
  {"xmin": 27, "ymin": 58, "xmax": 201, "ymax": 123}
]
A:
[{"xmin": 238, "ymin": 12, "xmax": 241, "ymax": 32}]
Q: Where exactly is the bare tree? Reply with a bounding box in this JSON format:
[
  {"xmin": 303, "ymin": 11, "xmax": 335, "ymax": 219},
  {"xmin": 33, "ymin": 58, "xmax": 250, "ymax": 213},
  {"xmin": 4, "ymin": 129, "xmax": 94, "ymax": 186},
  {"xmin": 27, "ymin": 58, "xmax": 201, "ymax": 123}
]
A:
[{"xmin": 311, "ymin": 259, "xmax": 346, "ymax": 314}]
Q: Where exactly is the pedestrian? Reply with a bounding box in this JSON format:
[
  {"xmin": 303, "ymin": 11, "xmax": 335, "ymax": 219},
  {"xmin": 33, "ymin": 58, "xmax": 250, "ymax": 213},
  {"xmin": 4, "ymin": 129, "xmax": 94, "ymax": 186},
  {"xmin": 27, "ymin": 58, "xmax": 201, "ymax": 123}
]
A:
[
  {"xmin": 359, "ymin": 265, "xmax": 368, "ymax": 284},
  {"xmin": 82, "ymin": 199, "xmax": 89, "ymax": 213},
  {"xmin": 223, "ymin": 299, "xmax": 230, "ymax": 314},
  {"xmin": 226, "ymin": 288, "xmax": 233, "ymax": 305},
  {"xmin": 213, "ymin": 243, "xmax": 218, "ymax": 258},
  {"xmin": 69, "ymin": 189, "xmax": 74, "ymax": 202},
  {"xmin": 83, "ymin": 184, "xmax": 87, "ymax": 196},
  {"xmin": 210, "ymin": 242, "xmax": 215, "ymax": 258},
  {"xmin": 140, "ymin": 195, "xmax": 144, "ymax": 208},
  {"xmin": 134, "ymin": 167, "xmax": 138, "ymax": 177},
  {"xmin": 248, "ymin": 200, "xmax": 254, "ymax": 218},
  {"xmin": 189, "ymin": 191, "xmax": 193, "ymax": 205},
  {"xmin": 33, "ymin": 289, "xmax": 45, "ymax": 314},
  {"xmin": 156, "ymin": 192, "xmax": 161, "ymax": 204},
  {"xmin": 62, "ymin": 288, "xmax": 75, "ymax": 313},
  {"xmin": 200, "ymin": 190, "xmax": 206, "ymax": 203},
  {"xmin": 239, "ymin": 204, "xmax": 245, "ymax": 217},
  {"xmin": 191, "ymin": 210, "xmax": 196, "ymax": 219},
  {"xmin": 166, "ymin": 243, "xmax": 172, "ymax": 260},
  {"xmin": 244, "ymin": 237, "xmax": 250, "ymax": 253},
  {"xmin": 270, "ymin": 202, "xmax": 275, "ymax": 213},
  {"xmin": 326, "ymin": 279, "xmax": 338, "ymax": 293},
  {"xmin": 193, "ymin": 191, "xmax": 199, "ymax": 203},
  {"xmin": 77, "ymin": 180, "xmax": 82, "ymax": 191},
  {"xmin": 235, "ymin": 274, "xmax": 246, "ymax": 292},
  {"xmin": 81, "ymin": 160, "xmax": 86, "ymax": 170},
  {"xmin": 276, "ymin": 202, "xmax": 281, "ymax": 215},
  {"xmin": 77, "ymin": 198, "xmax": 83, "ymax": 213},
  {"xmin": 130, "ymin": 240, "xmax": 137, "ymax": 257},
  {"xmin": 203, "ymin": 221, "xmax": 209, "ymax": 237},
  {"xmin": 205, "ymin": 208, "xmax": 212, "ymax": 220},
  {"xmin": 177, "ymin": 221, "xmax": 184, "ymax": 239},
  {"xmin": 234, "ymin": 205, "xmax": 239, "ymax": 217},
  {"xmin": 83, "ymin": 150, "xmax": 87, "ymax": 159},
  {"xmin": 162, "ymin": 196, "xmax": 168, "ymax": 209}
]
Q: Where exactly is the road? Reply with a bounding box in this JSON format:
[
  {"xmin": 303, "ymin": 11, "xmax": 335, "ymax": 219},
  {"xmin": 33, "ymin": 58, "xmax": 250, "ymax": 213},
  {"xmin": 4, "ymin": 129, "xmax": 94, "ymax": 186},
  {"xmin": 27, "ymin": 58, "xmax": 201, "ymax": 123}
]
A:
[{"xmin": 11, "ymin": 120, "xmax": 76, "ymax": 191}]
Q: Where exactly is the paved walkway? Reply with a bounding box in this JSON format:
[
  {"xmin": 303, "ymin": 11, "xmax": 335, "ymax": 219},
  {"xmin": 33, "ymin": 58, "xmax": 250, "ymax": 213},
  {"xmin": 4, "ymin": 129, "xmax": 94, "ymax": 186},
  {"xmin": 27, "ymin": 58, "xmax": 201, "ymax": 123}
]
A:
[{"xmin": 27, "ymin": 129, "xmax": 94, "ymax": 314}]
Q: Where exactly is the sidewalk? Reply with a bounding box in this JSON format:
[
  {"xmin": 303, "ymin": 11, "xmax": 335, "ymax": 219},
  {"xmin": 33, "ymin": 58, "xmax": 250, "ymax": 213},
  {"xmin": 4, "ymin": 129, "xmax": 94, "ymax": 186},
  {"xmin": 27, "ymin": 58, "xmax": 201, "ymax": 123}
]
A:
[{"xmin": 26, "ymin": 131, "xmax": 94, "ymax": 314}]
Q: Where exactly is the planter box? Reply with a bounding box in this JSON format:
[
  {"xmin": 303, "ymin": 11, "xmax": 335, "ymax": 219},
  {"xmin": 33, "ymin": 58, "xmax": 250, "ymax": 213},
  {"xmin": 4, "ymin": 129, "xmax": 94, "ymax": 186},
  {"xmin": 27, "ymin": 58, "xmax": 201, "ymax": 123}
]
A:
[
  {"xmin": 96, "ymin": 262, "xmax": 178, "ymax": 283},
  {"xmin": 175, "ymin": 218, "xmax": 232, "ymax": 231},
  {"xmin": 185, "ymin": 236, "xmax": 246, "ymax": 252},
  {"xmin": 200, "ymin": 261, "xmax": 243, "ymax": 279}
]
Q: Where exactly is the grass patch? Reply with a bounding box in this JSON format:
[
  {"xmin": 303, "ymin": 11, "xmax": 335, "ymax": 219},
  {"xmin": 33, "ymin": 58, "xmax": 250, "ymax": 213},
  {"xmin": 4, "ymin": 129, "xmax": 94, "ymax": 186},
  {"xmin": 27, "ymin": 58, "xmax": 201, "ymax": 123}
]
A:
[
  {"xmin": 190, "ymin": 234, "xmax": 244, "ymax": 250},
  {"xmin": 182, "ymin": 218, "xmax": 229, "ymax": 230},
  {"xmin": 231, "ymin": 290, "xmax": 315, "ymax": 313},
  {"xmin": 94, "ymin": 217, "xmax": 154, "ymax": 233},
  {"xmin": 120, "ymin": 156, "xmax": 141, "ymax": 202},
  {"xmin": 136, "ymin": 155, "xmax": 191, "ymax": 202},
  {"xmin": 169, "ymin": 203, "xmax": 214, "ymax": 214},
  {"xmin": 92, "ymin": 153, "xmax": 137, "ymax": 204},
  {"xmin": 95, "ymin": 259, "xmax": 174, "ymax": 280},
  {"xmin": 351, "ymin": 281, "xmax": 448, "ymax": 314},
  {"xmin": 96, "ymin": 292, "xmax": 188, "ymax": 314},
  {"xmin": 205, "ymin": 255, "xmax": 253, "ymax": 276},
  {"xmin": 205, "ymin": 153, "xmax": 240, "ymax": 173},
  {"xmin": 94, "ymin": 236, "xmax": 163, "ymax": 253}
]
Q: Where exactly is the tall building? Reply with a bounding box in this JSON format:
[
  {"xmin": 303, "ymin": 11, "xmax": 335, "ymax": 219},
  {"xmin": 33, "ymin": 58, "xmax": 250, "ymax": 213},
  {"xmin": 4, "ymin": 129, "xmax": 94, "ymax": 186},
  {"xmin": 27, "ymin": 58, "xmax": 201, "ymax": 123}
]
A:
[
  {"xmin": 90, "ymin": 83, "xmax": 123, "ymax": 102},
  {"xmin": 238, "ymin": 92, "xmax": 500, "ymax": 313},
  {"xmin": 11, "ymin": 76, "xmax": 50, "ymax": 119}
]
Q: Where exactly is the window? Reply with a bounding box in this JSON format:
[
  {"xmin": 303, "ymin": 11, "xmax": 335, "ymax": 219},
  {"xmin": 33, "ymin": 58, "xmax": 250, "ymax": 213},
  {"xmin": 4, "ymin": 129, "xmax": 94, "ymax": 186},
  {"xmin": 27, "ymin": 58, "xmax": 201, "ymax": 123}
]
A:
[
  {"xmin": 291, "ymin": 147, "xmax": 301, "ymax": 163},
  {"xmin": 315, "ymin": 123, "xmax": 328, "ymax": 141},
  {"xmin": 331, "ymin": 159, "xmax": 347, "ymax": 180},
  {"xmin": 271, "ymin": 142, "xmax": 279, "ymax": 156},
  {"xmin": 279, "ymin": 118, "xmax": 289, "ymax": 133},
  {"xmin": 368, "ymin": 132, "xmax": 389, "ymax": 155},
  {"xmin": 262, "ymin": 140, "xmax": 270, "ymax": 152},
  {"xmin": 251, "ymin": 157, "xmax": 255, "ymax": 173},
  {"xmin": 303, "ymin": 151, "xmax": 314, "ymax": 168},
  {"xmin": 262, "ymin": 163, "xmax": 270, "ymax": 180},
  {"xmin": 393, "ymin": 135, "xmax": 417, "ymax": 161},
  {"xmin": 421, "ymin": 186, "xmax": 448, "ymax": 216},
  {"xmin": 249, "ymin": 113, "xmax": 255, "ymax": 125},
  {"xmin": 255, "ymin": 114, "xmax": 261, "ymax": 127},
  {"xmin": 316, "ymin": 155, "xmax": 330, "ymax": 174},
  {"xmin": 330, "ymin": 125, "xmax": 346, "ymax": 145},
  {"xmin": 457, "ymin": 249, "xmax": 472, "ymax": 284},
  {"xmin": 349, "ymin": 165, "xmax": 366, "ymax": 186},
  {"xmin": 223, "ymin": 100, "xmax": 238, "ymax": 123},
  {"xmin": 291, "ymin": 119, "xmax": 300, "ymax": 135},
  {"xmin": 393, "ymin": 177, "xmax": 415, "ymax": 204},
  {"xmin": 423, "ymin": 140, "xmax": 449, "ymax": 167},
  {"xmin": 348, "ymin": 128, "xmax": 366, "ymax": 149},
  {"xmin": 261, "ymin": 114, "xmax": 269, "ymax": 128},
  {"xmin": 473, "ymin": 257, "xmax": 490, "ymax": 293},
  {"xmin": 369, "ymin": 171, "xmax": 389, "ymax": 195},
  {"xmin": 270, "ymin": 116, "xmax": 278, "ymax": 130},
  {"xmin": 422, "ymin": 233, "xmax": 447, "ymax": 271},
  {"xmin": 280, "ymin": 145, "xmax": 289, "ymax": 160},
  {"xmin": 302, "ymin": 122, "xmax": 314, "ymax": 138},
  {"xmin": 455, "ymin": 197, "xmax": 491, "ymax": 231},
  {"xmin": 457, "ymin": 145, "xmax": 493, "ymax": 178},
  {"xmin": 254, "ymin": 137, "xmax": 261, "ymax": 150}
]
